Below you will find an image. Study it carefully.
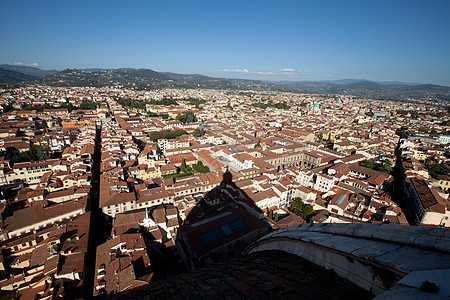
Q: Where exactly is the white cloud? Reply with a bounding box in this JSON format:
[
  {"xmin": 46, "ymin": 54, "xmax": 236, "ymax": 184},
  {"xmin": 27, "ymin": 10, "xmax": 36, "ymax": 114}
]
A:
[
  {"xmin": 217, "ymin": 68, "xmax": 320, "ymax": 77},
  {"xmin": 222, "ymin": 68, "xmax": 249, "ymax": 73},
  {"xmin": 221, "ymin": 69, "xmax": 275, "ymax": 76},
  {"xmin": 212, "ymin": 67, "xmax": 334, "ymax": 80},
  {"xmin": 8, "ymin": 62, "xmax": 40, "ymax": 67}
]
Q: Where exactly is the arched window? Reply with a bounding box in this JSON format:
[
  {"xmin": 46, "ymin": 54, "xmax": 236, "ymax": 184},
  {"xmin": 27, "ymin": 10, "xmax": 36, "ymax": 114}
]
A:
[
  {"xmin": 98, "ymin": 264, "xmax": 106, "ymax": 271},
  {"xmin": 98, "ymin": 279, "xmax": 106, "ymax": 288}
]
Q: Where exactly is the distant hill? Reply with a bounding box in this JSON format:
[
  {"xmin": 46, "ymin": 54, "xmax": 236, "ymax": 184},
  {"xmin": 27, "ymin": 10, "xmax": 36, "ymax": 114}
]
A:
[
  {"xmin": 81, "ymin": 68, "xmax": 111, "ymax": 72},
  {"xmin": 286, "ymin": 80, "xmax": 450, "ymax": 101},
  {"xmin": 0, "ymin": 64, "xmax": 58, "ymax": 78},
  {"xmin": 307, "ymin": 79, "xmax": 368, "ymax": 85},
  {"xmin": 1, "ymin": 64, "xmax": 449, "ymax": 100},
  {"xmin": 39, "ymin": 68, "xmax": 300, "ymax": 92},
  {"xmin": 0, "ymin": 68, "xmax": 38, "ymax": 87},
  {"xmin": 41, "ymin": 68, "xmax": 173, "ymax": 87}
]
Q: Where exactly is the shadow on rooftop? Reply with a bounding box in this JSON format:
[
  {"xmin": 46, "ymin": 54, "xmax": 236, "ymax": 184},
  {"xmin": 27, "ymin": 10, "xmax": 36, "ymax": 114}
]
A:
[{"xmin": 173, "ymin": 168, "xmax": 269, "ymax": 271}]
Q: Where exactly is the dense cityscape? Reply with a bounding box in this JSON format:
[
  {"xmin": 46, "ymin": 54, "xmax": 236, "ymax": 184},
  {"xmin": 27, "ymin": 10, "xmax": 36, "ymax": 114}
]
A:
[
  {"xmin": 0, "ymin": 81, "xmax": 448, "ymax": 298},
  {"xmin": 1, "ymin": 0, "xmax": 450, "ymax": 298}
]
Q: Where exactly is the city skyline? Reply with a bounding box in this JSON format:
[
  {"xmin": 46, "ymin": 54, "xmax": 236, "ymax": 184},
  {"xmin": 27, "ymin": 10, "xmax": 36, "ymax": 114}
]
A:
[{"xmin": 1, "ymin": 0, "xmax": 450, "ymax": 86}]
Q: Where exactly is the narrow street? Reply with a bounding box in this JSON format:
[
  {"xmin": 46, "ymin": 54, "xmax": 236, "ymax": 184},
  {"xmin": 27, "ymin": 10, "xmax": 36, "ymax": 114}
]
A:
[{"xmin": 83, "ymin": 124, "xmax": 103, "ymax": 299}]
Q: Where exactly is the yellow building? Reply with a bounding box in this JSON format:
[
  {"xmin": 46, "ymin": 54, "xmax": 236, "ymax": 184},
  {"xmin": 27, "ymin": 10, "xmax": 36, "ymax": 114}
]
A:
[{"xmin": 414, "ymin": 150, "xmax": 429, "ymax": 161}]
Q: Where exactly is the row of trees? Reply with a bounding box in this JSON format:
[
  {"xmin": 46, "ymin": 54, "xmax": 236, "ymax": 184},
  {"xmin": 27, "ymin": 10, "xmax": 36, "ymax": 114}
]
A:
[
  {"xmin": 176, "ymin": 111, "xmax": 197, "ymax": 124},
  {"xmin": 78, "ymin": 100, "xmax": 97, "ymax": 110},
  {"xmin": 251, "ymin": 101, "xmax": 290, "ymax": 110},
  {"xmin": 116, "ymin": 98, "xmax": 147, "ymax": 110},
  {"xmin": 396, "ymin": 109, "xmax": 446, "ymax": 118},
  {"xmin": 148, "ymin": 97, "xmax": 178, "ymax": 106},
  {"xmin": 193, "ymin": 127, "xmax": 205, "ymax": 137},
  {"xmin": 267, "ymin": 209, "xmax": 281, "ymax": 222},
  {"xmin": 149, "ymin": 129, "xmax": 187, "ymax": 141},
  {"xmin": 418, "ymin": 126, "xmax": 438, "ymax": 135},
  {"xmin": 192, "ymin": 161, "xmax": 210, "ymax": 173},
  {"xmin": 22, "ymin": 100, "xmax": 96, "ymax": 113},
  {"xmin": 117, "ymin": 97, "xmax": 180, "ymax": 110},
  {"xmin": 360, "ymin": 159, "xmax": 393, "ymax": 174},
  {"xmin": 187, "ymin": 98, "xmax": 206, "ymax": 109},
  {"xmin": 8, "ymin": 145, "xmax": 52, "ymax": 163},
  {"xmin": 426, "ymin": 161, "xmax": 449, "ymax": 178}
]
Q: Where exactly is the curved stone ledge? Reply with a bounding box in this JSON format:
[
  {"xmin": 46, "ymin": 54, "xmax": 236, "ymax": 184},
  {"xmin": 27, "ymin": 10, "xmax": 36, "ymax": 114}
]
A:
[{"xmin": 245, "ymin": 224, "xmax": 450, "ymax": 296}]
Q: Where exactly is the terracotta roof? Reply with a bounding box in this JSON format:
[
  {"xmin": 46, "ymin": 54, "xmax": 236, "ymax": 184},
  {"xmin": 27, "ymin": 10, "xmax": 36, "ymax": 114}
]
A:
[{"xmin": 4, "ymin": 200, "xmax": 86, "ymax": 232}]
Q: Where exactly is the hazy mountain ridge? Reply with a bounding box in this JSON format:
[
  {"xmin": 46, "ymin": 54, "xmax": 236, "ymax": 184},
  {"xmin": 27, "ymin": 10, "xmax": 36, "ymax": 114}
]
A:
[
  {"xmin": 0, "ymin": 68, "xmax": 39, "ymax": 86},
  {"xmin": 0, "ymin": 64, "xmax": 58, "ymax": 78},
  {"xmin": 1, "ymin": 65, "xmax": 449, "ymax": 100},
  {"xmin": 270, "ymin": 79, "xmax": 422, "ymax": 85},
  {"xmin": 39, "ymin": 68, "xmax": 300, "ymax": 92},
  {"xmin": 286, "ymin": 80, "xmax": 450, "ymax": 101}
]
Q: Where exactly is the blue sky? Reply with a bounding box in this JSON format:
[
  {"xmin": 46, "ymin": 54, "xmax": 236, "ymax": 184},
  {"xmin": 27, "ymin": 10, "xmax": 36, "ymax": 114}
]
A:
[{"xmin": 1, "ymin": 0, "xmax": 449, "ymax": 85}]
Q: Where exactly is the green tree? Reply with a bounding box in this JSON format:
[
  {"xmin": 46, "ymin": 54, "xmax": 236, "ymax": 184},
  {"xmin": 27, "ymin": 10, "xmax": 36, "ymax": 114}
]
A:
[
  {"xmin": 18, "ymin": 188, "xmax": 33, "ymax": 195},
  {"xmin": 361, "ymin": 159, "xmax": 376, "ymax": 169},
  {"xmin": 193, "ymin": 127, "xmax": 205, "ymax": 137},
  {"xmin": 302, "ymin": 204, "xmax": 314, "ymax": 217},
  {"xmin": 35, "ymin": 145, "xmax": 50, "ymax": 161},
  {"xmin": 291, "ymin": 197, "xmax": 314, "ymax": 220},
  {"xmin": 361, "ymin": 159, "xmax": 392, "ymax": 174},
  {"xmin": 274, "ymin": 212, "xmax": 279, "ymax": 222},
  {"xmin": 56, "ymin": 117, "xmax": 62, "ymax": 127},
  {"xmin": 291, "ymin": 197, "xmax": 304, "ymax": 213},
  {"xmin": 21, "ymin": 148, "xmax": 37, "ymax": 162},
  {"xmin": 56, "ymin": 178, "xmax": 63, "ymax": 188},
  {"xmin": 429, "ymin": 163, "xmax": 442, "ymax": 178},
  {"xmin": 148, "ymin": 97, "xmax": 178, "ymax": 106},
  {"xmin": 187, "ymin": 98, "xmax": 206, "ymax": 108},
  {"xmin": 149, "ymin": 129, "xmax": 187, "ymax": 141},
  {"xmin": 419, "ymin": 127, "xmax": 428, "ymax": 133},
  {"xmin": 78, "ymin": 100, "xmax": 97, "ymax": 110},
  {"xmin": 378, "ymin": 160, "xmax": 393, "ymax": 174},
  {"xmin": 192, "ymin": 161, "xmax": 210, "ymax": 173},
  {"xmin": 42, "ymin": 120, "xmax": 48, "ymax": 133},
  {"xmin": 176, "ymin": 111, "xmax": 197, "ymax": 124},
  {"xmin": 180, "ymin": 158, "xmax": 187, "ymax": 169}
]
